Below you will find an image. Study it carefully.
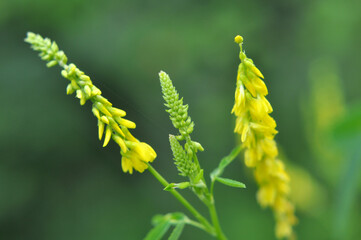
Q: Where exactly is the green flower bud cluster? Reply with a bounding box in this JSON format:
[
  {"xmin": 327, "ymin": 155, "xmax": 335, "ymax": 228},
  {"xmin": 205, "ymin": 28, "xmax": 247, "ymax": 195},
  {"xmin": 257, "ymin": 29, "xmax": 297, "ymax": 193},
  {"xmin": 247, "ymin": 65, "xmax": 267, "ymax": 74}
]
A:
[
  {"xmin": 159, "ymin": 71, "xmax": 207, "ymax": 201},
  {"xmin": 25, "ymin": 32, "xmax": 156, "ymax": 174},
  {"xmin": 159, "ymin": 71, "xmax": 194, "ymax": 138},
  {"xmin": 25, "ymin": 32, "xmax": 68, "ymax": 68},
  {"xmin": 169, "ymin": 135, "xmax": 196, "ymax": 177}
]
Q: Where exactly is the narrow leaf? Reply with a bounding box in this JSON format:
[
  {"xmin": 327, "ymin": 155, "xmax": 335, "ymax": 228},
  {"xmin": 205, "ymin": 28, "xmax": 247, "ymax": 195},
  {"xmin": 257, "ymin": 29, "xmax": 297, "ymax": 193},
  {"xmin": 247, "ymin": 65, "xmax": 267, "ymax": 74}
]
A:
[
  {"xmin": 144, "ymin": 219, "xmax": 172, "ymax": 240},
  {"xmin": 211, "ymin": 145, "xmax": 242, "ymax": 180},
  {"xmin": 215, "ymin": 177, "xmax": 246, "ymax": 189},
  {"xmin": 168, "ymin": 222, "xmax": 185, "ymax": 240}
]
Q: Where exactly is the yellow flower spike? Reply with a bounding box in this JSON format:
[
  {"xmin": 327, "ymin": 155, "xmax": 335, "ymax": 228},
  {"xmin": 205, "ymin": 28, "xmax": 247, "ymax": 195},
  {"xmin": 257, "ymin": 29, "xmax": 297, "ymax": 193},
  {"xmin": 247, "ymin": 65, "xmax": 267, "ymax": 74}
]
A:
[
  {"xmin": 98, "ymin": 119, "xmax": 105, "ymax": 140},
  {"xmin": 103, "ymin": 125, "xmax": 112, "ymax": 147},
  {"xmin": 232, "ymin": 35, "xmax": 296, "ymax": 239},
  {"xmin": 25, "ymin": 32, "xmax": 157, "ymax": 174}
]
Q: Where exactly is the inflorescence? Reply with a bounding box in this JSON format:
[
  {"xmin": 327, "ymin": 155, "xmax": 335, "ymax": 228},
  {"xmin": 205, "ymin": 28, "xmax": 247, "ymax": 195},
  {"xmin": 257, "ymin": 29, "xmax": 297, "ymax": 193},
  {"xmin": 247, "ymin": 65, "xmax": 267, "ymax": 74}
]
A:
[
  {"xmin": 25, "ymin": 32, "xmax": 156, "ymax": 174},
  {"xmin": 232, "ymin": 35, "xmax": 297, "ymax": 239}
]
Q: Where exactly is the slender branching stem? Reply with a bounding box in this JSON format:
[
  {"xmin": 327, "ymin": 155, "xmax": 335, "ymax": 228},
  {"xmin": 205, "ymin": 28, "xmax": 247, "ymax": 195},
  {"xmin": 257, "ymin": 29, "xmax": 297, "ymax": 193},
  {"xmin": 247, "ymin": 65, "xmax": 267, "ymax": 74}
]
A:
[
  {"xmin": 207, "ymin": 198, "xmax": 228, "ymax": 240},
  {"xmin": 146, "ymin": 163, "xmax": 216, "ymax": 236}
]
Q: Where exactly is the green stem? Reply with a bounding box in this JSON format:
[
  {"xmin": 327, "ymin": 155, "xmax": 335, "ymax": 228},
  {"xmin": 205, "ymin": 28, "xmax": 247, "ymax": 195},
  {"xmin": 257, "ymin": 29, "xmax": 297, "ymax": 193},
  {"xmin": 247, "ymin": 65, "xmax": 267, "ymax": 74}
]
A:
[
  {"xmin": 146, "ymin": 163, "xmax": 215, "ymax": 236},
  {"xmin": 208, "ymin": 198, "xmax": 227, "ymax": 240}
]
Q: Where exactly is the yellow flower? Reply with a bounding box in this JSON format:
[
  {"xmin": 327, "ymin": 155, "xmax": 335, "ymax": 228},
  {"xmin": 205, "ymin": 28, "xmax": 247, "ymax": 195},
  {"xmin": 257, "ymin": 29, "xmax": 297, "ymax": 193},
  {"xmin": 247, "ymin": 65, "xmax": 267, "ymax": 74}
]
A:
[
  {"xmin": 121, "ymin": 142, "xmax": 157, "ymax": 174},
  {"xmin": 25, "ymin": 32, "xmax": 157, "ymax": 174},
  {"xmin": 232, "ymin": 35, "xmax": 297, "ymax": 239}
]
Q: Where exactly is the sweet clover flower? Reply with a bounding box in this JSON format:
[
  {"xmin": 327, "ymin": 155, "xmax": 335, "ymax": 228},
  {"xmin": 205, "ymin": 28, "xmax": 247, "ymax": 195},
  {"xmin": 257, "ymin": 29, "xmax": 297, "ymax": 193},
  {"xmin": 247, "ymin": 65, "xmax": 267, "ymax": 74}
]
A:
[
  {"xmin": 25, "ymin": 32, "xmax": 156, "ymax": 174},
  {"xmin": 232, "ymin": 35, "xmax": 297, "ymax": 239}
]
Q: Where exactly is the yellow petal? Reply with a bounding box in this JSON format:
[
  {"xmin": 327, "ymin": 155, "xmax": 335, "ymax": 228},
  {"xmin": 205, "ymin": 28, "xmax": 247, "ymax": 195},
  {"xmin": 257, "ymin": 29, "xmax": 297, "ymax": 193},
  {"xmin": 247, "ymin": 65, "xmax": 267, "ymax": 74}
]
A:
[
  {"xmin": 98, "ymin": 119, "xmax": 105, "ymax": 140},
  {"xmin": 109, "ymin": 118, "xmax": 125, "ymax": 137},
  {"xmin": 115, "ymin": 117, "xmax": 136, "ymax": 129},
  {"xmin": 251, "ymin": 66, "xmax": 264, "ymax": 79},
  {"xmin": 94, "ymin": 102, "xmax": 112, "ymax": 116},
  {"xmin": 113, "ymin": 135, "xmax": 127, "ymax": 153},
  {"xmin": 257, "ymin": 184, "xmax": 276, "ymax": 207},
  {"xmin": 121, "ymin": 157, "xmax": 133, "ymax": 174},
  {"xmin": 92, "ymin": 107, "xmax": 100, "ymax": 119},
  {"xmin": 241, "ymin": 123, "xmax": 250, "ymax": 142},
  {"xmin": 131, "ymin": 157, "xmax": 148, "ymax": 173},
  {"xmin": 133, "ymin": 142, "xmax": 157, "ymax": 163},
  {"xmin": 110, "ymin": 107, "xmax": 126, "ymax": 117},
  {"xmin": 103, "ymin": 126, "xmax": 112, "ymax": 147},
  {"xmin": 100, "ymin": 115, "xmax": 109, "ymax": 125}
]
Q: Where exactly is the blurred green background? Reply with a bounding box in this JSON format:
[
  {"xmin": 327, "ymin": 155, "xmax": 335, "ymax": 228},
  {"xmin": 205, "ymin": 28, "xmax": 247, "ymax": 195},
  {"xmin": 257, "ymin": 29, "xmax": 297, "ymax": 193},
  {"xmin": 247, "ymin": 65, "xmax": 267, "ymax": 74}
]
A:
[{"xmin": 1, "ymin": 0, "xmax": 361, "ymax": 239}]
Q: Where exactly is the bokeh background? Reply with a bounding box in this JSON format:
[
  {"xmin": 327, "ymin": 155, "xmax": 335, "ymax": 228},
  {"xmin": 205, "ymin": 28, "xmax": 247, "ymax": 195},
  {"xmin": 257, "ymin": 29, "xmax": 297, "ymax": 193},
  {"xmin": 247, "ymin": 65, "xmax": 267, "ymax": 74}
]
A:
[{"xmin": 1, "ymin": 0, "xmax": 361, "ymax": 239}]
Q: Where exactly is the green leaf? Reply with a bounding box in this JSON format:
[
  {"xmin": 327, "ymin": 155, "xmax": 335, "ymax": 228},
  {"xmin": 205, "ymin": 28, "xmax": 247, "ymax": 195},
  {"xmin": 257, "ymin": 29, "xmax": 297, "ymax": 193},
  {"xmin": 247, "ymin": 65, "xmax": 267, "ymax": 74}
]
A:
[
  {"xmin": 164, "ymin": 183, "xmax": 176, "ymax": 191},
  {"xmin": 164, "ymin": 182, "xmax": 190, "ymax": 191},
  {"xmin": 215, "ymin": 177, "xmax": 246, "ymax": 189},
  {"xmin": 168, "ymin": 212, "xmax": 186, "ymax": 222},
  {"xmin": 144, "ymin": 219, "xmax": 172, "ymax": 240},
  {"xmin": 168, "ymin": 222, "xmax": 185, "ymax": 240},
  {"xmin": 193, "ymin": 169, "xmax": 204, "ymax": 183},
  {"xmin": 211, "ymin": 145, "xmax": 242, "ymax": 180}
]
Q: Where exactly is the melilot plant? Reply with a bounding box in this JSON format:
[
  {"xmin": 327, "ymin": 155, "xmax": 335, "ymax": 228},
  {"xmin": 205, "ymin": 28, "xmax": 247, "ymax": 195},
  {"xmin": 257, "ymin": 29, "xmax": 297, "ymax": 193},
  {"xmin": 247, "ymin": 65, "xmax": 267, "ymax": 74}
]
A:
[{"xmin": 25, "ymin": 32, "xmax": 296, "ymax": 239}]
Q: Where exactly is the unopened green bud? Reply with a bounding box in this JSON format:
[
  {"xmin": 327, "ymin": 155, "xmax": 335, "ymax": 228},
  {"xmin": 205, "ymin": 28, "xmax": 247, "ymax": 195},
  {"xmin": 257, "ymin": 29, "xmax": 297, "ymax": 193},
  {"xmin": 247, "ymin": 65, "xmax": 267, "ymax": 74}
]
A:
[{"xmin": 46, "ymin": 60, "xmax": 58, "ymax": 68}]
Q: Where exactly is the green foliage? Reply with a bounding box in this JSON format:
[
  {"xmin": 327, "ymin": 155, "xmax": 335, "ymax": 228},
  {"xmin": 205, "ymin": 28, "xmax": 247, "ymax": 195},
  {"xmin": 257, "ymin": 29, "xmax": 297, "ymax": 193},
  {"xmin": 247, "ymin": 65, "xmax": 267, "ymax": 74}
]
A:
[
  {"xmin": 214, "ymin": 177, "xmax": 246, "ymax": 189},
  {"xmin": 211, "ymin": 145, "xmax": 242, "ymax": 181},
  {"xmin": 144, "ymin": 219, "xmax": 172, "ymax": 240},
  {"xmin": 210, "ymin": 145, "xmax": 245, "ymax": 194},
  {"xmin": 145, "ymin": 213, "xmax": 190, "ymax": 240},
  {"xmin": 168, "ymin": 222, "xmax": 185, "ymax": 240}
]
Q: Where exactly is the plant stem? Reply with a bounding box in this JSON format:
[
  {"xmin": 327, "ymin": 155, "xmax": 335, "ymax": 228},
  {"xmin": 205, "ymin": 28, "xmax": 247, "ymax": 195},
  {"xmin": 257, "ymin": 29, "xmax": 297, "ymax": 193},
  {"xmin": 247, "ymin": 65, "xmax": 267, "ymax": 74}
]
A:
[
  {"xmin": 208, "ymin": 197, "xmax": 227, "ymax": 240},
  {"xmin": 146, "ymin": 163, "xmax": 215, "ymax": 236}
]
